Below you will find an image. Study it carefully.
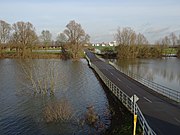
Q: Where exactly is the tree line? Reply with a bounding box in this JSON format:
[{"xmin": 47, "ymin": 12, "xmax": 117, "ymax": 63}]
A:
[
  {"xmin": 114, "ymin": 27, "xmax": 180, "ymax": 59},
  {"xmin": 0, "ymin": 20, "xmax": 90, "ymax": 95},
  {"xmin": 1, "ymin": 19, "xmax": 180, "ymax": 59},
  {"xmin": 0, "ymin": 20, "xmax": 90, "ymax": 59}
]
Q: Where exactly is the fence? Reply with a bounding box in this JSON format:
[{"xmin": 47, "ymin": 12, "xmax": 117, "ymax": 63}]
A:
[
  {"xmin": 86, "ymin": 55, "xmax": 156, "ymax": 135},
  {"xmin": 109, "ymin": 62, "xmax": 180, "ymax": 103}
]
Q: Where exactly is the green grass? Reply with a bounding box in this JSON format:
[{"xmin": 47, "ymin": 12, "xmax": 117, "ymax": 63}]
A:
[
  {"xmin": 34, "ymin": 47, "xmax": 61, "ymax": 50},
  {"xmin": 32, "ymin": 51, "xmax": 61, "ymax": 55},
  {"xmin": 0, "ymin": 50, "xmax": 61, "ymax": 55},
  {"xmin": 4, "ymin": 51, "xmax": 60, "ymax": 54},
  {"xmin": 1, "ymin": 50, "xmax": 16, "ymax": 54},
  {"xmin": 162, "ymin": 48, "xmax": 178, "ymax": 54}
]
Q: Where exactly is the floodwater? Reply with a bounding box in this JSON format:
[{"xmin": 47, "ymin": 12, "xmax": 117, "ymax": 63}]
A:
[
  {"xmin": 0, "ymin": 59, "xmax": 111, "ymax": 135},
  {"xmin": 112, "ymin": 57, "xmax": 180, "ymax": 92}
]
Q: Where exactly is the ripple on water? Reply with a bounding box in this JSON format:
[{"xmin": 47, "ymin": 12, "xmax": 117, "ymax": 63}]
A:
[{"xmin": 0, "ymin": 59, "xmax": 111, "ymax": 135}]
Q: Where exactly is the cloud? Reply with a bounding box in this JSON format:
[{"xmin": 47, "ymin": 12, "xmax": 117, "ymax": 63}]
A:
[
  {"xmin": 144, "ymin": 27, "xmax": 170, "ymax": 34},
  {"xmin": 1, "ymin": 0, "xmax": 180, "ymax": 43},
  {"xmin": 143, "ymin": 26, "xmax": 180, "ymax": 43}
]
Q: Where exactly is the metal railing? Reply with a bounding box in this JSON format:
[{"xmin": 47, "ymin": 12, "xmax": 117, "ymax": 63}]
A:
[
  {"xmin": 85, "ymin": 55, "xmax": 156, "ymax": 135},
  {"xmin": 109, "ymin": 62, "xmax": 180, "ymax": 103}
]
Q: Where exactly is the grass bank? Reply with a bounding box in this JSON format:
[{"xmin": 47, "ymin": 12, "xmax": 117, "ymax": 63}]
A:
[{"xmin": 0, "ymin": 50, "xmax": 63, "ymax": 59}]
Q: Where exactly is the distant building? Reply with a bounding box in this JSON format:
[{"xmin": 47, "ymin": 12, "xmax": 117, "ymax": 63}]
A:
[
  {"xmin": 108, "ymin": 41, "xmax": 117, "ymax": 46},
  {"xmin": 92, "ymin": 41, "xmax": 117, "ymax": 47},
  {"xmin": 101, "ymin": 42, "xmax": 107, "ymax": 47},
  {"xmin": 92, "ymin": 43, "xmax": 100, "ymax": 46}
]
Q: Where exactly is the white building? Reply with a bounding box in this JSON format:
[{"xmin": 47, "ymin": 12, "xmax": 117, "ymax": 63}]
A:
[
  {"xmin": 108, "ymin": 41, "xmax": 117, "ymax": 46},
  {"xmin": 92, "ymin": 41, "xmax": 117, "ymax": 47}
]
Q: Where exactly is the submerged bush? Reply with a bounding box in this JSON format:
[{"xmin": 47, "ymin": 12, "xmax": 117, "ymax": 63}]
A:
[
  {"xmin": 85, "ymin": 106, "xmax": 98, "ymax": 125},
  {"xmin": 18, "ymin": 59, "xmax": 59, "ymax": 95},
  {"xmin": 84, "ymin": 105, "xmax": 106, "ymax": 133},
  {"xmin": 44, "ymin": 99, "xmax": 73, "ymax": 123}
]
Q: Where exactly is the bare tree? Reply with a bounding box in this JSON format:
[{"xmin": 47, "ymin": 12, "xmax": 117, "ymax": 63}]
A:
[
  {"xmin": 63, "ymin": 20, "xmax": 90, "ymax": 59},
  {"xmin": 162, "ymin": 36, "xmax": 170, "ymax": 46},
  {"xmin": 115, "ymin": 27, "xmax": 136, "ymax": 46},
  {"xmin": 0, "ymin": 20, "xmax": 11, "ymax": 44},
  {"xmin": 156, "ymin": 33, "xmax": 179, "ymax": 46},
  {"xmin": 169, "ymin": 32, "xmax": 177, "ymax": 46},
  {"xmin": 40, "ymin": 30, "xmax": 52, "ymax": 46},
  {"xmin": 11, "ymin": 21, "xmax": 38, "ymax": 57},
  {"xmin": 115, "ymin": 27, "xmax": 139, "ymax": 59},
  {"xmin": 114, "ymin": 27, "xmax": 162, "ymax": 59},
  {"xmin": 56, "ymin": 33, "xmax": 67, "ymax": 45},
  {"xmin": 19, "ymin": 59, "xmax": 59, "ymax": 95},
  {"xmin": 136, "ymin": 33, "xmax": 148, "ymax": 45}
]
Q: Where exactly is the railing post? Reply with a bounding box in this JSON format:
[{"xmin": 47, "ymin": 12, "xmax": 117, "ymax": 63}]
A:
[{"xmin": 142, "ymin": 121, "xmax": 145, "ymax": 135}]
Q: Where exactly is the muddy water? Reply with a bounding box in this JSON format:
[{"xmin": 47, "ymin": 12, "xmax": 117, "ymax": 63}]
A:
[{"xmin": 0, "ymin": 59, "xmax": 112, "ymax": 135}]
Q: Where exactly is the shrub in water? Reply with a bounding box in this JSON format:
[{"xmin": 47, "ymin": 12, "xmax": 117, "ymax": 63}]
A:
[
  {"xmin": 85, "ymin": 105, "xmax": 98, "ymax": 125},
  {"xmin": 44, "ymin": 99, "xmax": 73, "ymax": 123}
]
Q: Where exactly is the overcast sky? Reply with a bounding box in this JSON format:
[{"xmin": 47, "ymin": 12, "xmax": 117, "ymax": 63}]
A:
[{"xmin": 0, "ymin": 0, "xmax": 180, "ymax": 43}]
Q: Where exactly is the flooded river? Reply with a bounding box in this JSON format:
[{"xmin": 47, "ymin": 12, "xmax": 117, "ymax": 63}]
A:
[
  {"xmin": 112, "ymin": 57, "xmax": 180, "ymax": 92},
  {"xmin": 0, "ymin": 59, "xmax": 112, "ymax": 135}
]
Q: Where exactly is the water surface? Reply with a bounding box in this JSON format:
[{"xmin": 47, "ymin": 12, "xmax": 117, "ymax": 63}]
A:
[
  {"xmin": 0, "ymin": 59, "xmax": 111, "ymax": 135},
  {"xmin": 112, "ymin": 57, "xmax": 180, "ymax": 92}
]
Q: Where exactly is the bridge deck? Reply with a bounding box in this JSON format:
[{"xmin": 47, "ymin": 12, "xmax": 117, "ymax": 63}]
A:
[{"xmin": 86, "ymin": 51, "xmax": 180, "ymax": 135}]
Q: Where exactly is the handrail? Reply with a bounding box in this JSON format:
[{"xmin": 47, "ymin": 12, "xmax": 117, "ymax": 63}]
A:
[
  {"xmin": 85, "ymin": 54, "xmax": 156, "ymax": 135},
  {"xmin": 109, "ymin": 61, "xmax": 180, "ymax": 103}
]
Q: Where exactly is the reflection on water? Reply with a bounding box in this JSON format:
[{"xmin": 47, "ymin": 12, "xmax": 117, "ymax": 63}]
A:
[
  {"xmin": 112, "ymin": 57, "xmax": 180, "ymax": 92},
  {"xmin": 0, "ymin": 59, "xmax": 111, "ymax": 135}
]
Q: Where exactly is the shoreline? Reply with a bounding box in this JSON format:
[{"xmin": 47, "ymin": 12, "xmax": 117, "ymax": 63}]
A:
[{"xmin": 0, "ymin": 53, "xmax": 63, "ymax": 59}]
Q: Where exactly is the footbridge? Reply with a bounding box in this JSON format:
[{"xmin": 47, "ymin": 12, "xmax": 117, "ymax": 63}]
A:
[{"xmin": 85, "ymin": 50, "xmax": 180, "ymax": 135}]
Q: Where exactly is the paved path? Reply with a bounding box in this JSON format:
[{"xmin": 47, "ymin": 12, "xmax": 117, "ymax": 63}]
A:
[{"xmin": 85, "ymin": 51, "xmax": 180, "ymax": 135}]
